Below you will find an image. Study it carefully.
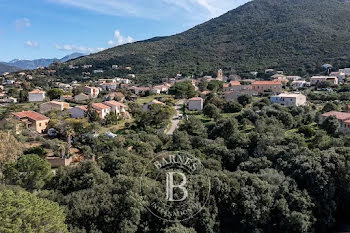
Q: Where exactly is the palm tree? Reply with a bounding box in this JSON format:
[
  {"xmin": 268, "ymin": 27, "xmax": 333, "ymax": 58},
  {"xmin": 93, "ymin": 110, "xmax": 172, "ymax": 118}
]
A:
[{"xmin": 65, "ymin": 126, "xmax": 74, "ymax": 159}]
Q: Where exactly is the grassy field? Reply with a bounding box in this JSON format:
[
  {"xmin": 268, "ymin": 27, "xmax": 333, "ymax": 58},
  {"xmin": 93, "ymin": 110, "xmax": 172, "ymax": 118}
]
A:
[{"xmin": 98, "ymin": 119, "xmax": 133, "ymax": 134}]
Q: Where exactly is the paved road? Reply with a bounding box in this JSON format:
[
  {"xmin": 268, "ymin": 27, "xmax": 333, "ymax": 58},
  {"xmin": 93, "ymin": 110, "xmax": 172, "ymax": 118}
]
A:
[{"xmin": 166, "ymin": 99, "xmax": 185, "ymax": 135}]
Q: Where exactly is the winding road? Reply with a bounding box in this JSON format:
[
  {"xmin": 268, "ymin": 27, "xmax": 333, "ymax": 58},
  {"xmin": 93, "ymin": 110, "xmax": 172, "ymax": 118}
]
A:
[{"xmin": 166, "ymin": 99, "xmax": 185, "ymax": 135}]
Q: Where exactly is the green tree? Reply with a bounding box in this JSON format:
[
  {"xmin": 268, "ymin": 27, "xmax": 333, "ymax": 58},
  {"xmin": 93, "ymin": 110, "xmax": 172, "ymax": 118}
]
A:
[
  {"xmin": 322, "ymin": 102, "xmax": 338, "ymax": 113},
  {"xmin": 18, "ymin": 90, "xmax": 28, "ymax": 103},
  {"xmin": 24, "ymin": 146, "xmax": 47, "ymax": 158},
  {"xmin": 86, "ymin": 102, "xmax": 100, "ymax": 123},
  {"xmin": 180, "ymin": 116, "xmax": 207, "ymax": 137},
  {"xmin": 169, "ymin": 81, "xmax": 197, "ymax": 99},
  {"xmin": 163, "ymin": 224, "xmax": 197, "ymax": 233},
  {"xmin": 7, "ymin": 88, "xmax": 19, "ymax": 98},
  {"xmin": 0, "ymin": 132, "xmax": 23, "ymax": 172},
  {"xmin": 203, "ymin": 103, "xmax": 221, "ymax": 120},
  {"xmin": 321, "ymin": 116, "xmax": 339, "ymax": 135},
  {"xmin": 207, "ymin": 80, "xmax": 224, "ymax": 91},
  {"xmin": 47, "ymin": 88, "xmax": 64, "ymax": 100},
  {"xmin": 172, "ymin": 130, "xmax": 192, "ymax": 150},
  {"xmin": 224, "ymin": 101, "xmax": 243, "ymax": 113},
  {"xmin": 0, "ymin": 189, "xmax": 68, "ymax": 233},
  {"xmin": 237, "ymin": 94, "xmax": 252, "ymax": 107},
  {"xmin": 104, "ymin": 112, "xmax": 119, "ymax": 125},
  {"xmin": 298, "ymin": 125, "xmax": 315, "ymax": 138},
  {"xmin": 3, "ymin": 154, "xmax": 53, "ymax": 190}
]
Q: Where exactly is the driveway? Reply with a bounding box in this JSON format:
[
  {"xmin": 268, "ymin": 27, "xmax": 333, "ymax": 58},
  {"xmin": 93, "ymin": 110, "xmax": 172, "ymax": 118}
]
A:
[{"xmin": 166, "ymin": 99, "xmax": 185, "ymax": 135}]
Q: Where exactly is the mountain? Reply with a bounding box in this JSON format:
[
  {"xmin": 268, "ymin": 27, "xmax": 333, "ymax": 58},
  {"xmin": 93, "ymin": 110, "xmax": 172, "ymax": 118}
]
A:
[
  {"xmin": 0, "ymin": 63, "xmax": 21, "ymax": 74},
  {"xmin": 6, "ymin": 53, "xmax": 84, "ymax": 70},
  {"xmin": 67, "ymin": 0, "xmax": 350, "ymax": 80},
  {"xmin": 60, "ymin": 53, "xmax": 85, "ymax": 62}
]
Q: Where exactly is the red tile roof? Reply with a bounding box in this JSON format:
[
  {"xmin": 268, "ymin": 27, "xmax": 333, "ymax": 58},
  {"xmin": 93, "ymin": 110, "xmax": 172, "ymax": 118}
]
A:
[
  {"xmin": 92, "ymin": 103, "xmax": 111, "ymax": 110},
  {"xmin": 149, "ymin": 99, "xmax": 165, "ymax": 105},
  {"xmin": 76, "ymin": 105, "xmax": 88, "ymax": 111},
  {"xmin": 230, "ymin": 81, "xmax": 241, "ymax": 86},
  {"xmin": 29, "ymin": 89, "xmax": 45, "ymax": 94},
  {"xmin": 189, "ymin": 97, "xmax": 203, "ymax": 101},
  {"xmin": 201, "ymin": 91, "xmax": 211, "ymax": 95},
  {"xmin": 107, "ymin": 92, "xmax": 125, "ymax": 97},
  {"xmin": 322, "ymin": 111, "xmax": 350, "ymax": 120},
  {"xmin": 104, "ymin": 100, "xmax": 126, "ymax": 108},
  {"xmin": 13, "ymin": 111, "xmax": 49, "ymax": 121},
  {"xmin": 252, "ymin": 80, "xmax": 282, "ymax": 85}
]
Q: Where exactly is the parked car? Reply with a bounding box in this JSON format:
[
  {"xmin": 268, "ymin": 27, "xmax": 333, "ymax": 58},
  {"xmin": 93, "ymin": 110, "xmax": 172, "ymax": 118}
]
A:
[{"xmin": 105, "ymin": 131, "xmax": 117, "ymax": 139}]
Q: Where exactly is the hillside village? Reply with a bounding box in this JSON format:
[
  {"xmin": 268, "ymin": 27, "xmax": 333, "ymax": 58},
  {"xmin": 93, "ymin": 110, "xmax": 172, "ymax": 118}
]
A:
[{"xmin": 0, "ymin": 63, "xmax": 350, "ymax": 169}]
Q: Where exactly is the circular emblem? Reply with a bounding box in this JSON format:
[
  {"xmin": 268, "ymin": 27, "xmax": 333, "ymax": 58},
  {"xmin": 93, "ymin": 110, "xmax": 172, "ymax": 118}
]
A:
[{"xmin": 139, "ymin": 151, "xmax": 211, "ymax": 222}]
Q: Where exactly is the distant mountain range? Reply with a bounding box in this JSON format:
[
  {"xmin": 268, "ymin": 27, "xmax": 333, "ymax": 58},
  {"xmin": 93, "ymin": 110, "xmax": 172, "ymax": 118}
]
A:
[
  {"xmin": 1, "ymin": 53, "xmax": 84, "ymax": 72},
  {"xmin": 66, "ymin": 0, "xmax": 350, "ymax": 80},
  {"xmin": 0, "ymin": 63, "xmax": 21, "ymax": 74}
]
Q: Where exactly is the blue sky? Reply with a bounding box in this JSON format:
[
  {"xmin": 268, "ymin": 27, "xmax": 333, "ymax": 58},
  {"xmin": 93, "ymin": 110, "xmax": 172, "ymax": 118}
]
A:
[{"xmin": 0, "ymin": 0, "xmax": 250, "ymax": 62}]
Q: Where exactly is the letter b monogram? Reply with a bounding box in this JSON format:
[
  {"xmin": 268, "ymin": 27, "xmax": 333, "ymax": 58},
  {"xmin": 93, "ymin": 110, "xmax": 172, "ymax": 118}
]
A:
[{"xmin": 166, "ymin": 172, "xmax": 188, "ymax": 202}]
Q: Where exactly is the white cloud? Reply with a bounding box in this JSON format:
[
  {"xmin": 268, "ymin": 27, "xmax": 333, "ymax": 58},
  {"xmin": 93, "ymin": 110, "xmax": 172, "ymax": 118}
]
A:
[
  {"xmin": 49, "ymin": 0, "xmax": 250, "ymax": 20},
  {"xmin": 15, "ymin": 18, "xmax": 31, "ymax": 31},
  {"xmin": 107, "ymin": 30, "xmax": 133, "ymax": 47},
  {"xmin": 54, "ymin": 29, "xmax": 132, "ymax": 54},
  {"xmin": 25, "ymin": 41, "xmax": 39, "ymax": 48},
  {"xmin": 49, "ymin": 0, "xmax": 139, "ymax": 17},
  {"xmin": 163, "ymin": 0, "xmax": 249, "ymax": 18},
  {"xmin": 55, "ymin": 44, "xmax": 105, "ymax": 53}
]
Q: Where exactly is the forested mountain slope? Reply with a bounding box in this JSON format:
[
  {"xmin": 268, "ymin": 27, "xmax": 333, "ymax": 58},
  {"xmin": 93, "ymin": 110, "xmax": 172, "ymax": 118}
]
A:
[{"xmin": 68, "ymin": 0, "xmax": 350, "ymax": 79}]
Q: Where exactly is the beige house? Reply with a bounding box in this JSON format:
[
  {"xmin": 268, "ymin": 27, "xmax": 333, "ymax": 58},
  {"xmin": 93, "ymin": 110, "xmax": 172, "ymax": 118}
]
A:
[
  {"xmin": 330, "ymin": 72, "xmax": 345, "ymax": 83},
  {"xmin": 270, "ymin": 93, "xmax": 307, "ymax": 106},
  {"xmin": 40, "ymin": 101, "xmax": 70, "ymax": 114},
  {"xmin": 224, "ymin": 87, "xmax": 253, "ymax": 102},
  {"xmin": 100, "ymin": 83, "xmax": 117, "ymax": 91},
  {"xmin": 251, "ymin": 80, "xmax": 283, "ymax": 94},
  {"xmin": 143, "ymin": 99, "xmax": 166, "ymax": 111},
  {"xmin": 60, "ymin": 95, "xmax": 73, "ymax": 102},
  {"xmin": 130, "ymin": 86, "xmax": 151, "ymax": 95},
  {"xmin": 28, "ymin": 89, "xmax": 46, "ymax": 102},
  {"xmin": 104, "ymin": 92, "xmax": 125, "ymax": 102},
  {"xmin": 84, "ymin": 86, "xmax": 100, "ymax": 98},
  {"xmin": 13, "ymin": 111, "xmax": 50, "ymax": 133},
  {"xmin": 188, "ymin": 97, "xmax": 204, "ymax": 111},
  {"xmin": 223, "ymin": 81, "xmax": 242, "ymax": 92},
  {"xmin": 74, "ymin": 93, "xmax": 90, "ymax": 102},
  {"xmin": 152, "ymin": 85, "xmax": 169, "ymax": 94},
  {"xmin": 104, "ymin": 101, "xmax": 126, "ymax": 115},
  {"xmin": 310, "ymin": 76, "xmax": 338, "ymax": 85},
  {"xmin": 104, "ymin": 101, "xmax": 130, "ymax": 118},
  {"xmin": 92, "ymin": 103, "xmax": 111, "ymax": 119}
]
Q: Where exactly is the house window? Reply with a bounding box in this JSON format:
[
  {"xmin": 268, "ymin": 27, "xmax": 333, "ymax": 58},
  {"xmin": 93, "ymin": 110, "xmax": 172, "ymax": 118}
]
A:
[{"xmin": 39, "ymin": 123, "xmax": 42, "ymax": 127}]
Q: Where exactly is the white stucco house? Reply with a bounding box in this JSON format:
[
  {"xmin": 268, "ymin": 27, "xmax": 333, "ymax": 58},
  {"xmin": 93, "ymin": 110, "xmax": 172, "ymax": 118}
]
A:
[
  {"xmin": 104, "ymin": 100, "xmax": 126, "ymax": 115},
  {"xmin": 92, "ymin": 103, "xmax": 111, "ymax": 119},
  {"xmin": 188, "ymin": 97, "xmax": 204, "ymax": 111},
  {"xmin": 28, "ymin": 89, "xmax": 46, "ymax": 102},
  {"xmin": 84, "ymin": 86, "xmax": 100, "ymax": 98},
  {"xmin": 270, "ymin": 93, "xmax": 307, "ymax": 106}
]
